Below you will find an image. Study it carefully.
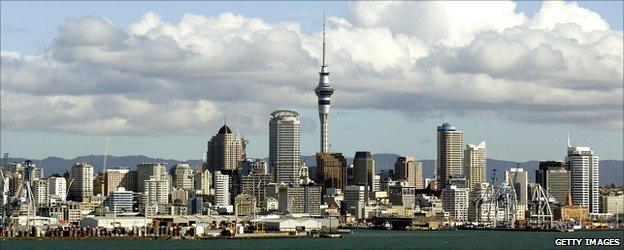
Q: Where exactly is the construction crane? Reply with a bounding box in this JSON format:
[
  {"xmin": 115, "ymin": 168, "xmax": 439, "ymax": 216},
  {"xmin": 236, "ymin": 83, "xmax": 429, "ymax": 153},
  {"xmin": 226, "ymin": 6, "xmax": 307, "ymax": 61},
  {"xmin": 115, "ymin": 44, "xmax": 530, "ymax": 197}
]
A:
[
  {"xmin": 530, "ymin": 183, "xmax": 553, "ymax": 228},
  {"xmin": 101, "ymin": 137, "xmax": 110, "ymax": 196}
]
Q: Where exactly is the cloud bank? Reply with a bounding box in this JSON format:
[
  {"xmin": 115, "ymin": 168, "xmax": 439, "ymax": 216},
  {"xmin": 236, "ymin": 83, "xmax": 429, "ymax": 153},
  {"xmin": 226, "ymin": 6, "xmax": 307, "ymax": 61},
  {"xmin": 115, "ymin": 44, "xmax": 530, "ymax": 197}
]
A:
[{"xmin": 1, "ymin": 1, "xmax": 622, "ymax": 135}]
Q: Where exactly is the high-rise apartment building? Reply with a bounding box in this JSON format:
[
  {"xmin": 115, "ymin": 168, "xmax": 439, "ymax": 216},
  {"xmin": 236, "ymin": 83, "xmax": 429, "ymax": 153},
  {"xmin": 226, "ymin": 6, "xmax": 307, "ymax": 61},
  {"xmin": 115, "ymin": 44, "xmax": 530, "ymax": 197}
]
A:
[
  {"xmin": 269, "ymin": 110, "xmax": 302, "ymax": 185},
  {"xmin": 104, "ymin": 168, "xmax": 137, "ymax": 195},
  {"xmin": 437, "ymin": 123, "xmax": 464, "ymax": 188},
  {"xmin": 48, "ymin": 176, "xmax": 66, "ymax": 202},
  {"xmin": 137, "ymin": 163, "xmax": 166, "ymax": 193},
  {"xmin": 505, "ymin": 168, "xmax": 528, "ymax": 205},
  {"xmin": 68, "ymin": 163, "xmax": 94, "ymax": 202},
  {"xmin": 567, "ymin": 141, "xmax": 600, "ymax": 213},
  {"xmin": 143, "ymin": 177, "xmax": 170, "ymax": 207},
  {"xmin": 171, "ymin": 164, "xmax": 194, "ymax": 191},
  {"xmin": 205, "ymin": 123, "xmax": 246, "ymax": 172},
  {"xmin": 536, "ymin": 161, "xmax": 570, "ymax": 205},
  {"xmin": 29, "ymin": 167, "xmax": 44, "ymax": 180},
  {"xmin": 465, "ymin": 141, "xmax": 486, "ymax": 191},
  {"xmin": 214, "ymin": 171, "xmax": 231, "ymax": 207}
]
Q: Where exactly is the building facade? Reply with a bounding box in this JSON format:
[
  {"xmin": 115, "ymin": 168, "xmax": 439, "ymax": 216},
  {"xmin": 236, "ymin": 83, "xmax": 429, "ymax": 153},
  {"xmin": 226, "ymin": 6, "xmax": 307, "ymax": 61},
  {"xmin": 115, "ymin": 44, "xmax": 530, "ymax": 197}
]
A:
[
  {"xmin": 567, "ymin": 144, "xmax": 600, "ymax": 213},
  {"xmin": 68, "ymin": 163, "xmax": 94, "ymax": 202},
  {"xmin": 137, "ymin": 163, "xmax": 167, "ymax": 193},
  {"xmin": 442, "ymin": 185, "xmax": 469, "ymax": 222},
  {"xmin": 269, "ymin": 110, "xmax": 302, "ymax": 185},
  {"xmin": 214, "ymin": 171, "xmax": 231, "ymax": 207},
  {"xmin": 437, "ymin": 123, "xmax": 464, "ymax": 188},
  {"xmin": 535, "ymin": 161, "xmax": 570, "ymax": 205},
  {"xmin": 104, "ymin": 168, "xmax": 136, "ymax": 195},
  {"xmin": 464, "ymin": 141, "xmax": 486, "ymax": 191},
  {"xmin": 505, "ymin": 168, "xmax": 528, "ymax": 206},
  {"xmin": 171, "ymin": 164, "xmax": 195, "ymax": 191},
  {"xmin": 316, "ymin": 153, "xmax": 348, "ymax": 193},
  {"xmin": 205, "ymin": 124, "xmax": 246, "ymax": 171},
  {"xmin": 278, "ymin": 185, "xmax": 322, "ymax": 215}
]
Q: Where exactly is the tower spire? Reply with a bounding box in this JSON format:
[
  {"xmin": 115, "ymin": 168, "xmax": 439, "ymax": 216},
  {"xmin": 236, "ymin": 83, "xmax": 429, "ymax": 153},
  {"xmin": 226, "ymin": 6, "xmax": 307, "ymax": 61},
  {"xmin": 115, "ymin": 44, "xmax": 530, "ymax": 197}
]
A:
[{"xmin": 322, "ymin": 12, "xmax": 326, "ymax": 67}]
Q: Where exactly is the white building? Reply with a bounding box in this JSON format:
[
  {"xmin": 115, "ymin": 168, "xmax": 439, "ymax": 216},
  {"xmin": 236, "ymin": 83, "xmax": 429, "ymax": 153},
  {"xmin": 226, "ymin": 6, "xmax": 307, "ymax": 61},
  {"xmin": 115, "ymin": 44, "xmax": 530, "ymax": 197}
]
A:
[
  {"xmin": 195, "ymin": 169, "xmax": 212, "ymax": 195},
  {"xmin": 442, "ymin": 185, "xmax": 469, "ymax": 222},
  {"xmin": 142, "ymin": 177, "xmax": 170, "ymax": 214},
  {"xmin": 137, "ymin": 163, "xmax": 167, "ymax": 193},
  {"xmin": 80, "ymin": 216, "xmax": 149, "ymax": 229},
  {"xmin": 505, "ymin": 168, "xmax": 528, "ymax": 205},
  {"xmin": 48, "ymin": 176, "xmax": 67, "ymax": 203},
  {"xmin": 214, "ymin": 171, "xmax": 230, "ymax": 207},
  {"xmin": 464, "ymin": 141, "xmax": 486, "ymax": 191},
  {"xmin": 567, "ymin": 142, "xmax": 600, "ymax": 213},
  {"xmin": 269, "ymin": 110, "xmax": 302, "ymax": 185}
]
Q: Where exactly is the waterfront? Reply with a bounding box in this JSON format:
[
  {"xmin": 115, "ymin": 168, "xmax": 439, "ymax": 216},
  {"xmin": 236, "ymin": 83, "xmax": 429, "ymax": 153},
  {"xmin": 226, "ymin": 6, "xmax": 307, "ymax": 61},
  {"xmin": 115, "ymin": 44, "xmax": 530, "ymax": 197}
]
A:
[{"xmin": 2, "ymin": 230, "xmax": 622, "ymax": 250}]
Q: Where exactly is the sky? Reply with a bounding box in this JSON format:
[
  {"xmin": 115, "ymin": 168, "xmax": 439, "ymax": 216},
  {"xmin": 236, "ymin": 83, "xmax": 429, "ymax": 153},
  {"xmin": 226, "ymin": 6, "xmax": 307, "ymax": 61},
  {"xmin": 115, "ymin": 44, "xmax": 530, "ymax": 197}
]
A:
[{"xmin": 1, "ymin": 1, "xmax": 623, "ymax": 162}]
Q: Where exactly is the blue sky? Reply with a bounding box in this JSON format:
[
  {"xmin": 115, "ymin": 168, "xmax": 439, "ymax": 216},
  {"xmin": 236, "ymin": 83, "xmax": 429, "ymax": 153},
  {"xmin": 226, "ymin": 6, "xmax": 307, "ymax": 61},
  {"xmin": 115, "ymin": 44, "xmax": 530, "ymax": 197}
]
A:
[{"xmin": 1, "ymin": 1, "xmax": 623, "ymax": 162}]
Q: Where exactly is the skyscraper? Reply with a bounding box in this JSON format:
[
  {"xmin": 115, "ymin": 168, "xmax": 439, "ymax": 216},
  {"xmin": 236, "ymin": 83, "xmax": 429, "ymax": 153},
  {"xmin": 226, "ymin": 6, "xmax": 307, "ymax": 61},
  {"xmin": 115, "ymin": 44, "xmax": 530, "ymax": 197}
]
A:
[
  {"xmin": 32, "ymin": 179, "xmax": 48, "ymax": 206},
  {"xmin": 137, "ymin": 163, "xmax": 166, "ymax": 193},
  {"xmin": 68, "ymin": 163, "xmax": 94, "ymax": 202},
  {"xmin": 566, "ymin": 137, "xmax": 600, "ymax": 213},
  {"xmin": 436, "ymin": 123, "xmax": 464, "ymax": 188},
  {"xmin": 205, "ymin": 122, "xmax": 246, "ymax": 172},
  {"xmin": 241, "ymin": 161, "xmax": 272, "ymax": 210},
  {"xmin": 314, "ymin": 15, "xmax": 334, "ymax": 154},
  {"xmin": 394, "ymin": 156, "xmax": 422, "ymax": 188},
  {"xmin": 316, "ymin": 153, "xmax": 348, "ymax": 192},
  {"xmin": 171, "ymin": 164, "xmax": 195, "ymax": 191},
  {"xmin": 353, "ymin": 151, "xmax": 375, "ymax": 201},
  {"xmin": 536, "ymin": 161, "xmax": 570, "ymax": 205},
  {"xmin": 465, "ymin": 141, "xmax": 486, "ymax": 191},
  {"xmin": 505, "ymin": 167, "xmax": 528, "ymax": 205},
  {"xmin": 269, "ymin": 110, "xmax": 302, "ymax": 185},
  {"xmin": 104, "ymin": 168, "xmax": 136, "ymax": 195}
]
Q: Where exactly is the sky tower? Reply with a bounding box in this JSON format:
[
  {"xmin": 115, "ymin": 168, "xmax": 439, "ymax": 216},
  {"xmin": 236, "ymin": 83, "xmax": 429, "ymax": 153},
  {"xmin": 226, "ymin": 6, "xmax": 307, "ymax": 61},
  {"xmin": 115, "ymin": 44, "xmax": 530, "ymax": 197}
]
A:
[{"xmin": 315, "ymin": 14, "xmax": 334, "ymax": 154}]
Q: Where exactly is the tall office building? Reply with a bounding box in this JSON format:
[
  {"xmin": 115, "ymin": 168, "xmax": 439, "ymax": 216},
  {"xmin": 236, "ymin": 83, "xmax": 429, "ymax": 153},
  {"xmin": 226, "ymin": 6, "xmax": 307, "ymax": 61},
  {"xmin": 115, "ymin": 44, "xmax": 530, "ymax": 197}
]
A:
[
  {"xmin": 394, "ymin": 156, "xmax": 422, "ymax": 188},
  {"xmin": 536, "ymin": 161, "xmax": 570, "ymax": 205},
  {"xmin": 269, "ymin": 110, "xmax": 302, "ymax": 185},
  {"xmin": 68, "ymin": 163, "xmax": 94, "ymax": 202},
  {"xmin": 48, "ymin": 176, "xmax": 66, "ymax": 202},
  {"xmin": 104, "ymin": 168, "xmax": 136, "ymax": 195},
  {"xmin": 137, "ymin": 163, "xmax": 166, "ymax": 193},
  {"xmin": 442, "ymin": 185, "xmax": 469, "ymax": 221},
  {"xmin": 316, "ymin": 153, "xmax": 348, "ymax": 193},
  {"xmin": 171, "ymin": 164, "xmax": 195, "ymax": 191},
  {"xmin": 464, "ymin": 141, "xmax": 486, "ymax": 191},
  {"xmin": 205, "ymin": 122, "xmax": 246, "ymax": 171},
  {"xmin": 566, "ymin": 138, "xmax": 600, "ymax": 213},
  {"xmin": 278, "ymin": 185, "xmax": 322, "ymax": 215},
  {"xmin": 353, "ymin": 151, "xmax": 375, "ymax": 187},
  {"xmin": 314, "ymin": 17, "xmax": 335, "ymax": 154},
  {"xmin": 505, "ymin": 168, "xmax": 528, "ymax": 205},
  {"xmin": 188, "ymin": 196, "xmax": 204, "ymax": 215},
  {"xmin": 436, "ymin": 123, "xmax": 464, "ymax": 188},
  {"xmin": 353, "ymin": 151, "xmax": 375, "ymax": 201},
  {"xmin": 143, "ymin": 177, "xmax": 169, "ymax": 205},
  {"xmin": 195, "ymin": 169, "xmax": 212, "ymax": 195},
  {"xmin": 214, "ymin": 171, "xmax": 231, "ymax": 207}
]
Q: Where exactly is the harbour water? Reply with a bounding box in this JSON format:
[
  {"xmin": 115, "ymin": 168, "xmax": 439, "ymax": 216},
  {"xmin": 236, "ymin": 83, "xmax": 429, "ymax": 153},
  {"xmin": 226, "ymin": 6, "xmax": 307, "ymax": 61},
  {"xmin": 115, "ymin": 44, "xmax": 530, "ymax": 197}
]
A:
[{"xmin": 2, "ymin": 230, "xmax": 622, "ymax": 249}]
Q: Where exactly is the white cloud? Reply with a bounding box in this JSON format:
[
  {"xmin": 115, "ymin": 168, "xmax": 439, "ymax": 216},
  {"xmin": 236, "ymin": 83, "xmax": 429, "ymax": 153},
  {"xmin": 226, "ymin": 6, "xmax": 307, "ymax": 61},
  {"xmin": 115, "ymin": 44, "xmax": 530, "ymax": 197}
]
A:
[{"xmin": 1, "ymin": 1, "xmax": 622, "ymax": 136}]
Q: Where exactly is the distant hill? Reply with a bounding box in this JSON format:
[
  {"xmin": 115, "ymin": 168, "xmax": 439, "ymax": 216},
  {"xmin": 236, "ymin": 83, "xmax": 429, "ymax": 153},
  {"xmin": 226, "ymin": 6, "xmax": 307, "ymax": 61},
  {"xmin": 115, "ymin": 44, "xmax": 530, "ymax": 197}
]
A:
[{"xmin": 6, "ymin": 154, "xmax": 623, "ymax": 185}]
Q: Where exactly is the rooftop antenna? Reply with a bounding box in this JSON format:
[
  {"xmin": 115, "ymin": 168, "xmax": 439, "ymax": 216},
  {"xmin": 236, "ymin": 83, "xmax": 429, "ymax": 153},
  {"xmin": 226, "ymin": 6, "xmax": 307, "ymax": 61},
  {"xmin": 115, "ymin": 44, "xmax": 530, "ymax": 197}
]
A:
[
  {"xmin": 224, "ymin": 113, "xmax": 227, "ymax": 126},
  {"xmin": 322, "ymin": 12, "xmax": 326, "ymax": 67}
]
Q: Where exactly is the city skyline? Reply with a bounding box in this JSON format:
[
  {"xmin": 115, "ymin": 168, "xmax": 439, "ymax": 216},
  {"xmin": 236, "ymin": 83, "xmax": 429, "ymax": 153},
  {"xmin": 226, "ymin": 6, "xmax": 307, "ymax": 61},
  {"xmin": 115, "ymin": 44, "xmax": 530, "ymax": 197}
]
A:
[{"xmin": 1, "ymin": 1, "xmax": 623, "ymax": 162}]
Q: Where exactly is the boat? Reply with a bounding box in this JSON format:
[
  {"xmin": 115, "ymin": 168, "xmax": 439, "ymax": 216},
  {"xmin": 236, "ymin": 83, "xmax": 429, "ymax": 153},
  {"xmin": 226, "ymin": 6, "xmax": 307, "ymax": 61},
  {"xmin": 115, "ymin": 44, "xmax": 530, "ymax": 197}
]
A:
[{"xmin": 319, "ymin": 233, "xmax": 342, "ymax": 238}]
